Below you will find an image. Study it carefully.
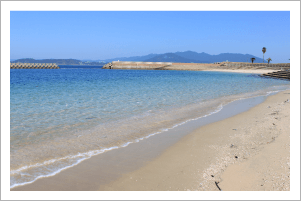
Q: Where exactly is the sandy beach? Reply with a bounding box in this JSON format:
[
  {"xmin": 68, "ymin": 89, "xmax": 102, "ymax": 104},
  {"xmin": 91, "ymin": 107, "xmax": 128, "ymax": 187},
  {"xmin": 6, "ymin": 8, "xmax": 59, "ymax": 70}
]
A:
[
  {"xmin": 5, "ymin": 5, "xmax": 297, "ymax": 200},
  {"xmin": 12, "ymin": 89, "xmax": 290, "ymax": 191},
  {"xmin": 164, "ymin": 67, "xmax": 278, "ymax": 74},
  {"xmin": 98, "ymin": 90, "xmax": 290, "ymax": 191},
  {"xmin": 202, "ymin": 69, "xmax": 278, "ymax": 74}
]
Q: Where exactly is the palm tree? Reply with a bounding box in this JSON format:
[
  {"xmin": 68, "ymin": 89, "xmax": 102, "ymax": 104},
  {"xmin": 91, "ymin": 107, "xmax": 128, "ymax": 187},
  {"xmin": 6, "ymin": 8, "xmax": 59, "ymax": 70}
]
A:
[
  {"xmin": 251, "ymin": 57, "xmax": 256, "ymax": 64},
  {"xmin": 262, "ymin": 47, "xmax": 266, "ymax": 63},
  {"xmin": 267, "ymin": 58, "xmax": 272, "ymax": 64}
]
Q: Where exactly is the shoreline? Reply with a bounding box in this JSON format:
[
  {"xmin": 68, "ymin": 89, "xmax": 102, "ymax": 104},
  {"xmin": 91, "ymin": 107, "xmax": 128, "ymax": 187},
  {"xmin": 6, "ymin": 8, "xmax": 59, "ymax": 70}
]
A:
[
  {"xmin": 11, "ymin": 89, "xmax": 290, "ymax": 191},
  {"xmin": 98, "ymin": 90, "xmax": 290, "ymax": 191}
]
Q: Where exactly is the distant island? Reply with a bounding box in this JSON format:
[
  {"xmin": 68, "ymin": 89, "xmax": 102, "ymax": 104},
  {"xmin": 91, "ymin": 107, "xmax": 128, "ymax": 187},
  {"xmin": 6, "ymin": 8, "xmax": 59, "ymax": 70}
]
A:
[
  {"xmin": 11, "ymin": 51, "xmax": 267, "ymax": 65},
  {"xmin": 11, "ymin": 58, "xmax": 106, "ymax": 66}
]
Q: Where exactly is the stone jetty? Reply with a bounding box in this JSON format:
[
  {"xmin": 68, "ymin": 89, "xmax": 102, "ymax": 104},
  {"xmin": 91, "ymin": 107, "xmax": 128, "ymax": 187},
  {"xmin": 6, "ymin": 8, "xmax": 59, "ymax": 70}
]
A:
[
  {"xmin": 102, "ymin": 61, "xmax": 290, "ymax": 72},
  {"xmin": 102, "ymin": 61, "xmax": 173, "ymax": 70},
  {"xmin": 10, "ymin": 63, "xmax": 60, "ymax": 69}
]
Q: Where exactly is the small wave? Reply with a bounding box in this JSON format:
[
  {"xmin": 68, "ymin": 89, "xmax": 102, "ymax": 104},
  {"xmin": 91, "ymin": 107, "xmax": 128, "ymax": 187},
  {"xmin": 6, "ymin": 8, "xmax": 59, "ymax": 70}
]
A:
[
  {"xmin": 10, "ymin": 145, "xmax": 120, "ymax": 188},
  {"xmin": 10, "ymin": 102, "xmax": 225, "ymax": 189}
]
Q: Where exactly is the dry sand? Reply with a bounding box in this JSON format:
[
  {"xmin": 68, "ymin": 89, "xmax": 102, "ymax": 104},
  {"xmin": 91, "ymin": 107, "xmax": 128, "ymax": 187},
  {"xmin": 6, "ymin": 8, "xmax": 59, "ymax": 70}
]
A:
[
  {"xmin": 202, "ymin": 69, "xmax": 278, "ymax": 74},
  {"xmin": 99, "ymin": 90, "xmax": 290, "ymax": 191},
  {"xmin": 160, "ymin": 66, "xmax": 279, "ymax": 74}
]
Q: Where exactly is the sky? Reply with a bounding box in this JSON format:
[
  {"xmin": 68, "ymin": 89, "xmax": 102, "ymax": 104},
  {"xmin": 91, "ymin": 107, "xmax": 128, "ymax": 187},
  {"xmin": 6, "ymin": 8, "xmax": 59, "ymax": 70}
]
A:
[{"xmin": 10, "ymin": 11, "xmax": 290, "ymax": 63}]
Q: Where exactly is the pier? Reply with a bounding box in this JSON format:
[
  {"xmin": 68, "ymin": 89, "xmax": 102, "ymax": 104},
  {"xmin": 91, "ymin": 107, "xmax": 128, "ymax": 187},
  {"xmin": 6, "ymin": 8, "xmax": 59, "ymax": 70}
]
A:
[{"xmin": 10, "ymin": 63, "xmax": 60, "ymax": 69}]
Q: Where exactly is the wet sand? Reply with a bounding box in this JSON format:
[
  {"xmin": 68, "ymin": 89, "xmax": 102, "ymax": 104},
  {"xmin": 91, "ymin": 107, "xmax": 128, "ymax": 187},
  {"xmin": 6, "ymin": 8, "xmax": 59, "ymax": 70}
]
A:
[{"xmin": 11, "ymin": 90, "xmax": 290, "ymax": 192}]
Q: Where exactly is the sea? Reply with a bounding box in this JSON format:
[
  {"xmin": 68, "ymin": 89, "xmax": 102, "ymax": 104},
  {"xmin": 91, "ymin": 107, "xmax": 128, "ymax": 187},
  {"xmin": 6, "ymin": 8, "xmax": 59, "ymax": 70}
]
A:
[{"xmin": 10, "ymin": 65, "xmax": 290, "ymax": 188}]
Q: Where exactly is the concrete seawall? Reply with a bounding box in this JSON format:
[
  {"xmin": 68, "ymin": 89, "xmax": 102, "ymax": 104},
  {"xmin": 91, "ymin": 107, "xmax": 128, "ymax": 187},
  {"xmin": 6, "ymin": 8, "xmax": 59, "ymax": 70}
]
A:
[
  {"xmin": 10, "ymin": 63, "xmax": 60, "ymax": 69},
  {"xmin": 103, "ymin": 61, "xmax": 173, "ymax": 70},
  {"xmin": 261, "ymin": 70, "xmax": 290, "ymax": 80},
  {"xmin": 102, "ymin": 61, "xmax": 290, "ymax": 71}
]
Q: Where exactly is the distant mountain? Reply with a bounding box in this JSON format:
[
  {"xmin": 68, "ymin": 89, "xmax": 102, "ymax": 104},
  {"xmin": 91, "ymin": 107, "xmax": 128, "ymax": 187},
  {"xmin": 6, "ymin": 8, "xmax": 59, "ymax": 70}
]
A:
[
  {"xmin": 11, "ymin": 58, "xmax": 104, "ymax": 65},
  {"xmin": 103, "ymin": 51, "xmax": 265, "ymax": 63},
  {"xmin": 12, "ymin": 58, "xmax": 82, "ymax": 65},
  {"xmin": 102, "ymin": 53, "xmax": 160, "ymax": 63},
  {"xmin": 174, "ymin": 51, "xmax": 212, "ymax": 62},
  {"xmin": 144, "ymin": 53, "xmax": 208, "ymax": 63},
  {"xmin": 12, "ymin": 51, "xmax": 266, "ymax": 65},
  {"xmin": 174, "ymin": 51, "xmax": 266, "ymax": 63}
]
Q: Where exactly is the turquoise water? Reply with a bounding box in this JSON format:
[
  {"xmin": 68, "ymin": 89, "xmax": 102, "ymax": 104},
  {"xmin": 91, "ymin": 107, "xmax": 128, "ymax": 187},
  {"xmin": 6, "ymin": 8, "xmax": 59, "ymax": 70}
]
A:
[{"xmin": 10, "ymin": 67, "xmax": 290, "ymax": 188}]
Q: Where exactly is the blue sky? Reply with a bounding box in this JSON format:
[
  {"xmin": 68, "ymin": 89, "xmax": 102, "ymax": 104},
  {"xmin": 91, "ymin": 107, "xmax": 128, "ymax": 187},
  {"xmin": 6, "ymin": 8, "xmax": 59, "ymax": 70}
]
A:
[{"xmin": 10, "ymin": 11, "xmax": 290, "ymax": 63}]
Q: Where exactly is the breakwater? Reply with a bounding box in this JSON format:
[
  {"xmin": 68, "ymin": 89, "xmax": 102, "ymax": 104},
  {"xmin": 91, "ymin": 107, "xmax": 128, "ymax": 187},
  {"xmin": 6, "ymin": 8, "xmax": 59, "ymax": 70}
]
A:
[
  {"xmin": 103, "ymin": 61, "xmax": 173, "ymax": 70},
  {"xmin": 261, "ymin": 70, "xmax": 290, "ymax": 80},
  {"xmin": 102, "ymin": 61, "xmax": 290, "ymax": 71},
  {"xmin": 10, "ymin": 63, "xmax": 60, "ymax": 69}
]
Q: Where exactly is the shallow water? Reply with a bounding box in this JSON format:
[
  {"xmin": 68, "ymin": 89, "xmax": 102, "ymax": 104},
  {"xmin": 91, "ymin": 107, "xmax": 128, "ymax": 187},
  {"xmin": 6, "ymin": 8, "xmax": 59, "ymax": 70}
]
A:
[{"xmin": 10, "ymin": 67, "xmax": 290, "ymax": 188}]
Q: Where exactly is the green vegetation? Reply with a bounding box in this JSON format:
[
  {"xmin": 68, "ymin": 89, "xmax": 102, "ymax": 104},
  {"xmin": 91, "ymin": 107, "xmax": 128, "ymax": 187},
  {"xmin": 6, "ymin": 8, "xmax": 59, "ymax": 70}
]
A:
[{"xmin": 262, "ymin": 47, "xmax": 266, "ymax": 63}]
